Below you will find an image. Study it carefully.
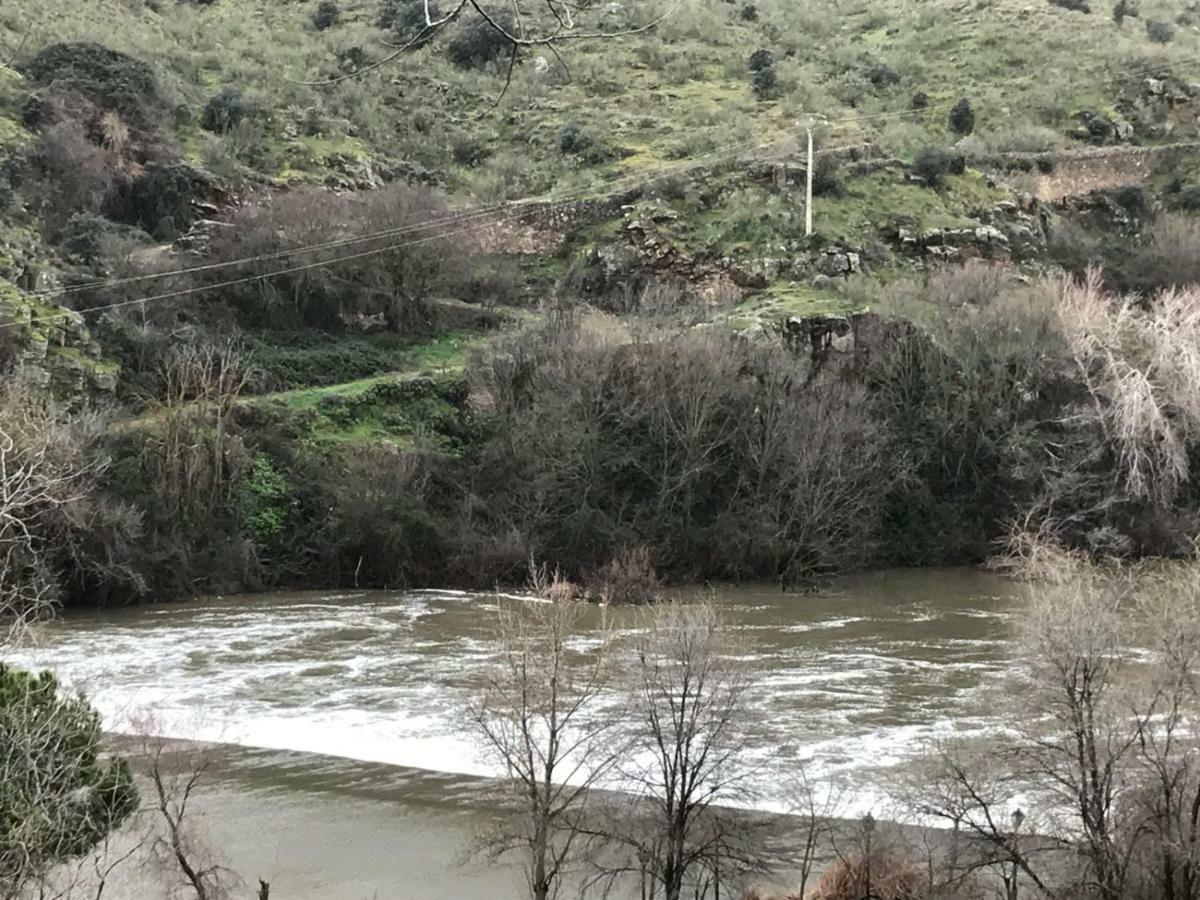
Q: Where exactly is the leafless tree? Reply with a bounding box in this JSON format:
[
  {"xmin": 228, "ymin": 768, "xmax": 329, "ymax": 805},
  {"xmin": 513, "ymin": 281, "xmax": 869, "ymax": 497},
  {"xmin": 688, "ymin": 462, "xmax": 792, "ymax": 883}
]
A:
[
  {"xmin": 470, "ymin": 599, "xmax": 619, "ymax": 900},
  {"xmin": 0, "ymin": 380, "xmax": 137, "ymax": 641},
  {"xmin": 779, "ymin": 766, "xmax": 848, "ymax": 900},
  {"xmin": 134, "ymin": 730, "xmax": 241, "ymax": 900},
  {"xmin": 593, "ymin": 600, "xmax": 765, "ymax": 900},
  {"xmin": 147, "ymin": 340, "xmax": 251, "ymax": 523}
]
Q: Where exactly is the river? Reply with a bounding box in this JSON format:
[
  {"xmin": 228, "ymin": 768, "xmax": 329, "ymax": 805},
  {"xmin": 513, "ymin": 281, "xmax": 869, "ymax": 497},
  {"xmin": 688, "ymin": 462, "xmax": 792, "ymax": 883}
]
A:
[{"xmin": 10, "ymin": 568, "xmax": 1023, "ymax": 898}]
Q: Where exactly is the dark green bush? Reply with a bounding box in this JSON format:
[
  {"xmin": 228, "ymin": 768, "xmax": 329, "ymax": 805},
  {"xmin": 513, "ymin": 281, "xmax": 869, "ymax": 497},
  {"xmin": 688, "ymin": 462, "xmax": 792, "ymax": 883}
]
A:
[
  {"xmin": 23, "ymin": 42, "xmax": 157, "ymax": 116},
  {"xmin": 1113, "ymin": 0, "xmax": 1138, "ymax": 23},
  {"xmin": 381, "ymin": 0, "xmax": 439, "ymax": 45},
  {"xmin": 912, "ymin": 147, "xmax": 965, "ymax": 188},
  {"xmin": 1168, "ymin": 185, "xmax": 1200, "ymax": 212},
  {"xmin": 739, "ymin": 4, "xmax": 758, "ymax": 21},
  {"xmin": 1145, "ymin": 19, "xmax": 1174, "ymax": 42},
  {"xmin": 446, "ymin": 12, "xmax": 516, "ymax": 69},
  {"xmin": 127, "ymin": 163, "xmax": 195, "ymax": 239},
  {"xmin": 1049, "ymin": 0, "xmax": 1091, "ymax": 11},
  {"xmin": 748, "ymin": 49, "xmax": 774, "ymax": 72},
  {"xmin": 910, "ymin": 91, "xmax": 929, "ymax": 110},
  {"xmin": 863, "ymin": 57, "xmax": 901, "ymax": 87},
  {"xmin": 19, "ymin": 92, "xmax": 49, "ymax": 129},
  {"xmin": 312, "ymin": 0, "xmax": 340, "ymax": 30},
  {"xmin": 201, "ymin": 87, "xmax": 254, "ymax": 134},
  {"xmin": 948, "ymin": 97, "xmax": 975, "ymax": 135},
  {"xmin": 812, "ymin": 153, "xmax": 842, "ymax": 196},
  {"xmin": 60, "ymin": 212, "xmax": 151, "ymax": 266},
  {"xmin": 751, "ymin": 64, "xmax": 778, "ymax": 100},
  {"xmin": 0, "ymin": 665, "xmax": 139, "ymax": 882},
  {"xmin": 559, "ymin": 122, "xmax": 612, "ymax": 163},
  {"xmin": 452, "ymin": 134, "xmax": 492, "ymax": 167}
]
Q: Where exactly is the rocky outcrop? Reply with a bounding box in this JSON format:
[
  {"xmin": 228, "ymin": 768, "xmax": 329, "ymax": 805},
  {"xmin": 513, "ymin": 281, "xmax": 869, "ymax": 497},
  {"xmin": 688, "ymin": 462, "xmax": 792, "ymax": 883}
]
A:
[{"xmin": 1, "ymin": 283, "xmax": 118, "ymax": 395}]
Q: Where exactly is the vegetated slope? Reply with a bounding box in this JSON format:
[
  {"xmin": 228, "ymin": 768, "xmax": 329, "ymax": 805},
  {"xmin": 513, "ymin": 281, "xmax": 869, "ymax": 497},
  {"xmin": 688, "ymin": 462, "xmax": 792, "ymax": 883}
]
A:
[{"xmin": 1, "ymin": 0, "xmax": 1200, "ymax": 603}]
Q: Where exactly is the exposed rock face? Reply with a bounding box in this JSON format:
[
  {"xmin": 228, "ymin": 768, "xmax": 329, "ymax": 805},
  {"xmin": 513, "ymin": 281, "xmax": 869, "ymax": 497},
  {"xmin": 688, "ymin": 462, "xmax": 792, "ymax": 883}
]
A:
[
  {"xmin": 1, "ymin": 283, "xmax": 117, "ymax": 395},
  {"xmin": 815, "ymin": 249, "xmax": 863, "ymax": 277}
]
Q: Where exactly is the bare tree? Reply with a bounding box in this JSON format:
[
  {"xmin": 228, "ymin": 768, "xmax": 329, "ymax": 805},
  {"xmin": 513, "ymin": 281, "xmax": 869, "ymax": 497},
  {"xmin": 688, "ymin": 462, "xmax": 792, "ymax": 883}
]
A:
[
  {"xmin": 780, "ymin": 766, "xmax": 847, "ymax": 900},
  {"xmin": 147, "ymin": 340, "xmax": 250, "ymax": 523},
  {"xmin": 470, "ymin": 599, "xmax": 618, "ymax": 900},
  {"xmin": 135, "ymin": 731, "xmax": 241, "ymax": 900},
  {"xmin": 0, "ymin": 380, "xmax": 137, "ymax": 641},
  {"xmin": 596, "ymin": 600, "xmax": 765, "ymax": 900}
]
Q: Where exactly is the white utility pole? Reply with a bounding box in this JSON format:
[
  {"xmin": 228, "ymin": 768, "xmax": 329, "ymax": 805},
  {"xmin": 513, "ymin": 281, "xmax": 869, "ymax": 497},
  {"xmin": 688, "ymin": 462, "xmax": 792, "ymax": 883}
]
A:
[{"xmin": 804, "ymin": 118, "xmax": 816, "ymax": 237}]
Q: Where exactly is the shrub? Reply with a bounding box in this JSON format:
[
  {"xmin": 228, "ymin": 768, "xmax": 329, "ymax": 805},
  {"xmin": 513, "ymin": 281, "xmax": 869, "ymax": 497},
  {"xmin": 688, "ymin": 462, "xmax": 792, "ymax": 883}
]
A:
[
  {"xmin": 948, "ymin": 97, "xmax": 975, "ymax": 135},
  {"xmin": 812, "ymin": 152, "xmax": 842, "ymax": 196},
  {"xmin": 910, "ymin": 91, "xmax": 929, "ymax": 110},
  {"xmin": 1145, "ymin": 19, "xmax": 1174, "ymax": 42},
  {"xmin": 452, "ymin": 134, "xmax": 492, "ymax": 167},
  {"xmin": 200, "ymin": 87, "xmax": 254, "ymax": 135},
  {"xmin": 585, "ymin": 546, "xmax": 661, "ymax": 605},
  {"xmin": 748, "ymin": 48, "xmax": 774, "ymax": 72},
  {"xmin": 558, "ymin": 122, "xmax": 610, "ymax": 163},
  {"xmin": 0, "ymin": 665, "xmax": 138, "ymax": 894},
  {"xmin": 808, "ymin": 852, "xmax": 923, "ymax": 900},
  {"xmin": 1113, "ymin": 0, "xmax": 1139, "ymax": 23},
  {"xmin": 739, "ymin": 4, "xmax": 759, "ymax": 21},
  {"xmin": 312, "ymin": 0, "xmax": 340, "ymax": 29},
  {"xmin": 19, "ymin": 92, "xmax": 50, "ymax": 130},
  {"xmin": 446, "ymin": 12, "xmax": 516, "ymax": 69},
  {"xmin": 863, "ymin": 57, "xmax": 901, "ymax": 88},
  {"xmin": 237, "ymin": 454, "xmax": 298, "ymax": 545},
  {"xmin": 1049, "ymin": 0, "xmax": 1091, "ymax": 11},
  {"xmin": 559, "ymin": 122, "xmax": 594, "ymax": 155},
  {"xmin": 60, "ymin": 212, "xmax": 150, "ymax": 267},
  {"xmin": 751, "ymin": 64, "xmax": 778, "ymax": 100},
  {"xmin": 912, "ymin": 146, "xmax": 965, "ymax": 188},
  {"xmin": 382, "ymin": 0, "xmax": 440, "ymax": 45},
  {"xmin": 22, "ymin": 43, "xmax": 156, "ymax": 116},
  {"xmin": 1168, "ymin": 185, "xmax": 1200, "ymax": 212},
  {"xmin": 127, "ymin": 163, "xmax": 195, "ymax": 240}
]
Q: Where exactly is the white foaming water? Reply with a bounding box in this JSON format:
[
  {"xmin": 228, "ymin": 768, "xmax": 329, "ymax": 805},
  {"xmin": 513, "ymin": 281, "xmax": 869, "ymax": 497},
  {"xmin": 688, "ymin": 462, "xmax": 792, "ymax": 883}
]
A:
[{"xmin": 11, "ymin": 573, "xmax": 1021, "ymax": 816}]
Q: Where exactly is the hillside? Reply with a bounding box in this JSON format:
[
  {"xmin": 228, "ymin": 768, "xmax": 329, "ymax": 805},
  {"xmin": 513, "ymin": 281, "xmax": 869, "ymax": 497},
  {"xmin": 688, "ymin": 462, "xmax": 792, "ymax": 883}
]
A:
[{"xmin": 0, "ymin": 0, "xmax": 1199, "ymax": 601}]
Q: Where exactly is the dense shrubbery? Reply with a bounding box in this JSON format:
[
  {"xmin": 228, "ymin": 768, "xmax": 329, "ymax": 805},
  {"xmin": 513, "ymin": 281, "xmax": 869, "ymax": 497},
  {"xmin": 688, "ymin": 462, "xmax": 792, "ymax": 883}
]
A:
[
  {"xmin": 1146, "ymin": 18, "xmax": 1174, "ymax": 42},
  {"xmin": 312, "ymin": 0, "xmax": 340, "ymax": 29},
  {"xmin": 23, "ymin": 42, "xmax": 157, "ymax": 118},
  {"xmin": 911, "ymin": 146, "xmax": 964, "ymax": 187},
  {"xmin": 948, "ymin": 97, "xmax": 975, "ymax": 135},
  {"xmin": 201, "ymin": 87, "xmax": 254, "ymax": 135},
  {"xmin": 446, "ymin": 12, "xmax": 516, "ymax": 69}
]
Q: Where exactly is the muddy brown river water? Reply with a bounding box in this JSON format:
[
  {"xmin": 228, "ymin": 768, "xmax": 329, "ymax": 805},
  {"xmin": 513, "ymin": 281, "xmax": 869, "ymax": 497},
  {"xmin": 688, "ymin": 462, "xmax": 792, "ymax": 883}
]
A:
[{"xmin": 10, "ymin": 568, "xmax": 1025, "ymax": 898}]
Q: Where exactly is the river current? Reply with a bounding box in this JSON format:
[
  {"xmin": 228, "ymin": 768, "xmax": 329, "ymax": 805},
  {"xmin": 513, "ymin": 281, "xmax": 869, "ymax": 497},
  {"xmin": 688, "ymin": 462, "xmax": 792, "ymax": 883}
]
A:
[{"xmin": 11, "ymin": 568, "xmax": 1021, "ymax": 816}]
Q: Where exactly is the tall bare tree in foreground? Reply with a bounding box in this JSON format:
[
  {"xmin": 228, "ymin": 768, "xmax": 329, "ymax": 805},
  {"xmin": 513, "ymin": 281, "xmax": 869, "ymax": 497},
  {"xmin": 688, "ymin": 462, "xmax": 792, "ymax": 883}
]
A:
[
  {"xmin": 597, "ymin": 600, "xmax": 764, "ymax": 900},
  {"xmin": 909, "ymin": 557, "xmax": 1200, "ymax": 900},
  {"xmin": 471, "ymin": 599, "xmax": 618, "ymax": 900}
]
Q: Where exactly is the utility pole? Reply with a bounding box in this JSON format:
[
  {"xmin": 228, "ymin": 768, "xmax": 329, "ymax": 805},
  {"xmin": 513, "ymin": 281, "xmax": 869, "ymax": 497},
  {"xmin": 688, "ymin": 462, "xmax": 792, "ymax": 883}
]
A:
[{"xmin": 804, "ymin": 116, "xmax": 818, "ymax": 237}]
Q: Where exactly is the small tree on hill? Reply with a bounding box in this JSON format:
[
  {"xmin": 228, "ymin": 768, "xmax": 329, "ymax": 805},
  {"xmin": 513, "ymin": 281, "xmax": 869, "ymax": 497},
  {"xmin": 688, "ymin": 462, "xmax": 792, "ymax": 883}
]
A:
[
  {"xmin": 312, "ymin": 0, "xmax": 340, "ymax": 30},
  {"xmin": 948, "ymin": 97, "xmax": 975, "ymax": 135},
  {"xmin": 1113, "ymin": 0, "xmax": 1139, "ymax": 24}
]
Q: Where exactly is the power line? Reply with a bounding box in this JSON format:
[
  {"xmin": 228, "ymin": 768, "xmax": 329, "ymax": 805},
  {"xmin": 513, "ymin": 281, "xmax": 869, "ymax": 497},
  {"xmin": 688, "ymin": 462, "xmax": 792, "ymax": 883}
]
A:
[{"xmin": 3, "ymin": 132, "xmax": 819, "ymax": 332}]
